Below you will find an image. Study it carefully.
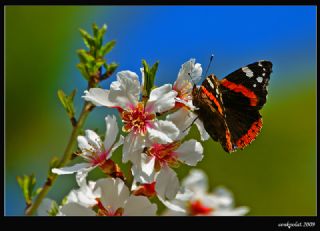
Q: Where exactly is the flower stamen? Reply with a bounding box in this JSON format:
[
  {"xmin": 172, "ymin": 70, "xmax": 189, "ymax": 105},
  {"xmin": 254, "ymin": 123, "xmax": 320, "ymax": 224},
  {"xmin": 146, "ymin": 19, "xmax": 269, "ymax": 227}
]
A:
[
  {"xmin": 121, "ymin": 102, "xmax": 155, "ymax": 135},
  {"xmin": 95, "ymin": 198, "xmax": 123, "ymax": 216},
  {"xmin": 145, "ymin": 141, "xmax": 181, "ymax": 170}
]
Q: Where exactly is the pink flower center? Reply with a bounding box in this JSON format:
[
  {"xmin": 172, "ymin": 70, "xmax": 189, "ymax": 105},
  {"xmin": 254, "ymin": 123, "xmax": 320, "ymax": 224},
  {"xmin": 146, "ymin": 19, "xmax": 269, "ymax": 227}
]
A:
[
  {"xmin": 188, "ymin": 200, "xmax": 213, "ymax": 216},
  {"xmin": 89, "ymin": 150, "xmax": 108, "ymax": 166},
  {"xmin": 95, "ymin": 199, "xmax": 123, "ymax": 216},
  {"xmin": 146, "ymin": 141, "xmax": 181, "ymax": 170},
  {"xmin": 121, "ymin": 102, "xmax": 155, "ymax": 135}
]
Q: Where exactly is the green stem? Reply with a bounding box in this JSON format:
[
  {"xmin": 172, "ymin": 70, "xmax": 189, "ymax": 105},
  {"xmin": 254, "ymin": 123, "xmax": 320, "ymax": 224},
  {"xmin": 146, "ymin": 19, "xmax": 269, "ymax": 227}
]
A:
[{"xmin": 25, "ymin": 101, "xmax": 94, "ymax": 216}]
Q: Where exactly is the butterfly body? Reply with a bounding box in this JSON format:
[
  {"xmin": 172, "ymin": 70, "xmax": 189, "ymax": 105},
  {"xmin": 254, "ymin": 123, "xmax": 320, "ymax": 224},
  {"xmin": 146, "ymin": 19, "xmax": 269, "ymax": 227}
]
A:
[{"xmin": 192, "ymin": 60, "xmax": 273, "ymax": 153}]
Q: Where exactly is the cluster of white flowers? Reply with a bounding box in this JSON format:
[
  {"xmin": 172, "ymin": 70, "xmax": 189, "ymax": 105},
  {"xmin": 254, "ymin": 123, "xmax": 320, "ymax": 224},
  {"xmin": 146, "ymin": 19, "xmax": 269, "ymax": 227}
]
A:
[{"xmin": 43, "ymin": 59, "xmax": 248, "ymax": 216}]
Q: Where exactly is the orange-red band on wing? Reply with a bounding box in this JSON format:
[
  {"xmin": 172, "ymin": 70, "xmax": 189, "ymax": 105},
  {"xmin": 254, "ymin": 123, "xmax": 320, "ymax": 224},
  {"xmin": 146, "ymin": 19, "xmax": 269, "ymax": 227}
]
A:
[
  {"xmin": 220, "ymin": 79, "xmax": 258, "ymax": 106},
  {"xmin": 200, "ymin": 86, "xmax": 223, "ymax": 115},
  {"xmin": 225, "ymin": 129, "xmax": 233, "ymax": 152},
  {"xmin": 236, "ymin": 118, "xmax": 263, "ymax": 149}
]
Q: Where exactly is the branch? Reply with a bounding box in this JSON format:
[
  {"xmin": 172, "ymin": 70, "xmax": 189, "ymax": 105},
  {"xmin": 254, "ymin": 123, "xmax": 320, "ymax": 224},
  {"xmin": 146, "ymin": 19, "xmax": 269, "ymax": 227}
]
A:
[{"xmin": 25, "ymin": 101, "xmax": 95, "ymax": 216}]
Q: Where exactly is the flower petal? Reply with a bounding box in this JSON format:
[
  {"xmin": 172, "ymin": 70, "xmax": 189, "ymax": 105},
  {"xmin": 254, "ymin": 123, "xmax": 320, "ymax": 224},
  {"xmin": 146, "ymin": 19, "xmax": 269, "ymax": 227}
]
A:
[
  {"xmin": 162, "ymin": 209, "xmax": 186, "ymax": 216},
  {"xmin": 194, "ymin": 119, "xmax": 210, "ymax": 141},
  {"xmin": 147, "ymin": 120, "xmax": 179, "ymax": 144},
  {"xmin": 175, "ymin": 98, "xmax": 196, "ymax": 110},
  {"xmin": 155, "ymin": 166, "xmax": 180, "ymax": 200},
  {"xmin": 75, "ymin": 187, "xmax": 99, "ymax": 207},
  {"xmin": 158, "ymin": 188, "xmax": 193, "ymax": 213},
  {"xmin": 122, "ymin": 133, "xmax": 144, "ymax": 164},
  {"xmin": 77, "ymin": 135, "xmax": 94, "ymax": 156},
  {"xmin": 85, "ymin": 130, "xmax": 102, "ymax": 151},
  {"xmin": 103, "ymin": 115, "xmax": 119, "ymax": 151},
  {"xmin": 108, "ymin": 70, "xmax": 140, "ymax": 109},
  {"xmin": 108, "ymin": 135, "xmax": 124, "ymax": 159},
  {"xmin": 131, "ymin": 162, "xmax": 156, "ymax": 184},
  {"xmin": 211, "ymin": 186, "xmax": 234, "ymax": 208},
  {"xmin": 182, "ymin": 169, "xmax": 208, "ymax": 193},
  {"xmin": 176, "ymin": 139, "xmax": 204, "ymax": 166},
  {"xmin": 59, "ymin": 203, "xmax": 96, "ymax": 216},
  {"xmin": 66, "ymin": 180, "xmax": 101, "ymax": 208},
  {"xmin": 141, "ymin": 155, "xmax": 156, "ymax": 178},
  {"xmin": 166, "ymin": 108, "xmax": 196, "ymax": 139},
  {"xmin": 158, "ymin": 197, "xmax": 186, "ymax": 213},
  {"xmin": 140, "ymin": 67, "xmax": 145, "ymax": 92},
  {"xmin": 82, "ymin": 88, "xmax": 115, "ymax": 107},
  {"xmin": 75, "ymin": 166, "xmax": 96, "ymax": 187},
  {"xmin": 51, "ymin": 163, "xmax": 92, "ymax": 175},
  {"xmin": 176, "ymin": 59, "xmax": 202, "ymax": 88},
  {"xmin": 146, "ymin": 84, "xmax": 177, "ymax": 113},
  {"xmin": 212, "ymin": 206, "xmax": 250, "ymax": 216},
  {"xmin": 123, "ymin": 195, "xmax": 157, "ymax": 216},
  {"xmin": 95, "ymin": 178, "xmax": 129, "ymax": 210}
]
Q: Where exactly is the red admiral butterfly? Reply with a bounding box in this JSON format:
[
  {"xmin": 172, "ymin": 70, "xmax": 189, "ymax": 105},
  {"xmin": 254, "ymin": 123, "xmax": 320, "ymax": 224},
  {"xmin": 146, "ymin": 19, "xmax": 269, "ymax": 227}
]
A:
[{"xmin": 192, "ymin": 60, "xmax": 273, "ymax": 153}]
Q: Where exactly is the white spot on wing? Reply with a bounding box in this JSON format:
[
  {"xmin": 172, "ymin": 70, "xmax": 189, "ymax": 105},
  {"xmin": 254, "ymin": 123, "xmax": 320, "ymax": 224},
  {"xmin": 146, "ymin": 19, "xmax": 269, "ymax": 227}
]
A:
[
  {"xmin": 258, "ymin": 62, "xmax": 263, "ymax": 67},
  {"xmin": 256, "ymin": 77, "xmax": 263, "ymax": 83},
  {"xmin": 242, "ymin": 67, "xmax": 254, "ymax": 77},
  {"xmin": 253, "ymin": 84, "xmax": 257, "ymax": 88},
  {"xmin": 215, "ymin": 88, "xmax": 219, "ymax": 94},
  {"xmin": 262, "ymin": 73, "xmax": 266, "ymax": 76},
  {"xmin": 207, "ymin": 78, "xmax": 215, "ymax": 90}
]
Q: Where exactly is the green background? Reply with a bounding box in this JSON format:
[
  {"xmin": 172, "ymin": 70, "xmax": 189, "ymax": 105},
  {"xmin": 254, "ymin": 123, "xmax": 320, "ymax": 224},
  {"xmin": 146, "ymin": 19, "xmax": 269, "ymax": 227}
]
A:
[{"xmin": 5, "ymin": 6, "xmax": 316, "ymax": 215}]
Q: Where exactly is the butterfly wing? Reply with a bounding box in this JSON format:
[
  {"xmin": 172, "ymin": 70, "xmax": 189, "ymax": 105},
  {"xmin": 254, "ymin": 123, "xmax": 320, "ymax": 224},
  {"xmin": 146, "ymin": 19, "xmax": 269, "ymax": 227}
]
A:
[
  {"xmin": 220, "ymin": 60, "xmax": 272, "ymax": 110},
  {"xmin": 220, "ymin": 60, "xmax": 273, "ymax": 150},
  {"xmin": 192, "ymin": 74, "xmax": 234, "ymax": 152}
]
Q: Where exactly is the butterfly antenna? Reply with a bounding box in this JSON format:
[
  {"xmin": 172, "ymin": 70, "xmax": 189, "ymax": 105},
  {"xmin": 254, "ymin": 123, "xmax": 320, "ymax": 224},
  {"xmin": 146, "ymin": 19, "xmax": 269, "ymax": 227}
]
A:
[{"xmin": 204, "ymin": 54, "xmax": 214, "ymax": 78}]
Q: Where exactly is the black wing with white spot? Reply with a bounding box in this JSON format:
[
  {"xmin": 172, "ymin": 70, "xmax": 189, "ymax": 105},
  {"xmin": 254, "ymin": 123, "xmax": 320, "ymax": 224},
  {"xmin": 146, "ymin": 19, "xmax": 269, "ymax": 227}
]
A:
[
  {"xmin": 218, "ymin": 61, "xmax": 273, "ymax": 151},
  {"xmin": 220, "ymin": 60, "xmax": 273, "ymax": 110}
]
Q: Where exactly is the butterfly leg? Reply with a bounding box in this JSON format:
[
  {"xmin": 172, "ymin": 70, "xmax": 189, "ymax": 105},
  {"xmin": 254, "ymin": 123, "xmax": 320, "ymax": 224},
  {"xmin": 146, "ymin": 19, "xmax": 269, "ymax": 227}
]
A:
[{"xmin": 182, "ymin": 115, "xmax": 199, "ymax": 133}]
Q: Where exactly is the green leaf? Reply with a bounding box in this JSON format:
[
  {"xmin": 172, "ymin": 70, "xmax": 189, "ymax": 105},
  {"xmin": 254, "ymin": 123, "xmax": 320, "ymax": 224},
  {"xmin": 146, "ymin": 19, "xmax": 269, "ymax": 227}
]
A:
[
  {"xmin": 96, "ymin": 24, "xmax": 107, "ymax": 48},
  {"xmin": 47, "ymin": 200, "xmax": 59, "ymax": 216},
  {"xmin": 16, "ymin": 174, "xmax": 37, "ymax": 205},
  {"xmin": 149, "ymin": 61, "xmax": 159, "ymax": 81},
  {"xmin": 57, "ymin": 90, "xmax": 67, "ymax": 108},
  {"xmin": 101, "ymin": 62, "xmax": 118, "ymax": 80},
  {"xmin": 98, "ymin": 40, "xmax": 116, "ymax": 57},
  {"xmin": 79, "ymin": 28, "xmax": 95, "ymax": 49},
  {"xmin": 141, "ymin": 60, "xmax": 159, "ymax": 101},
  {"xmin": 77, "ymin": 49, "xmax": 95, "ymax": 64},
  {"xmin": 61, "ymin": 196, "xmax": 68, "ymax": 206},
  {"xmin": 70, "ymin": 88, "xmax": 77, "ymax": 101},
  {"xmin": 77, "ymin": 63, "xmax": 90, "ymax": 80},
  {"xmin": 92, "ymin": 23, "xmax": 99, "ymax": 38},
  {"xmin": 33, "ymin": 187, "xmax": 42, "ymax": 197},
  {"xmin": 107, "ymin": 62, "xmax": 118, "ymax": 74},
  {"xmin": 57, "ymin": 89, "xmax": 77, "ymax": 119}
]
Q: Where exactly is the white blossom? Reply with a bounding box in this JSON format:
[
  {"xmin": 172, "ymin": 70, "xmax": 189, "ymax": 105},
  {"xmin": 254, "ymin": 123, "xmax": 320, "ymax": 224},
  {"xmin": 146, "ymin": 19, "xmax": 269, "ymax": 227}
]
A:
[
  {"xmin": 59, "ymin": 178, "xmax": 157, "ymax": 216},
  {"xmin": 52, "ymin": 115, "xmax": 123, "ymax": 185},
  {"xmin": 83, "ymin": 70, "xmax": 180, "ymax": 165},
  {"xmin": 162, "ymin": 169, "xmax": 249, "ymax": 216}
]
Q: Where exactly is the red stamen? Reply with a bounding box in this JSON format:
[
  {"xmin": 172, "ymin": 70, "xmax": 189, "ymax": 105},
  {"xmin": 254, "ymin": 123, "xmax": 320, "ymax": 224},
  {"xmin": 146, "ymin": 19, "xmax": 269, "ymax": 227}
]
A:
[
  {"xmin": 132, "ymin": 182, "xmax": 156, "ymax": 198},
  {"xmin": 189, "ymin": 200, "xmax": 213, "ymax": 216},
  {"xmin": 146, "ymin": 141, "xmax": 181, "ymax": 169}
]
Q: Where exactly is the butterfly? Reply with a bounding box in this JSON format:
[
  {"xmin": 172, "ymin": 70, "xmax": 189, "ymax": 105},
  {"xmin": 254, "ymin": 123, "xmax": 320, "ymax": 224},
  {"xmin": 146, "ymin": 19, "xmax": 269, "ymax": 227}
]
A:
[{"xmin": 192, "ymin": 60, "xmax": 273, "ymax": 153}]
